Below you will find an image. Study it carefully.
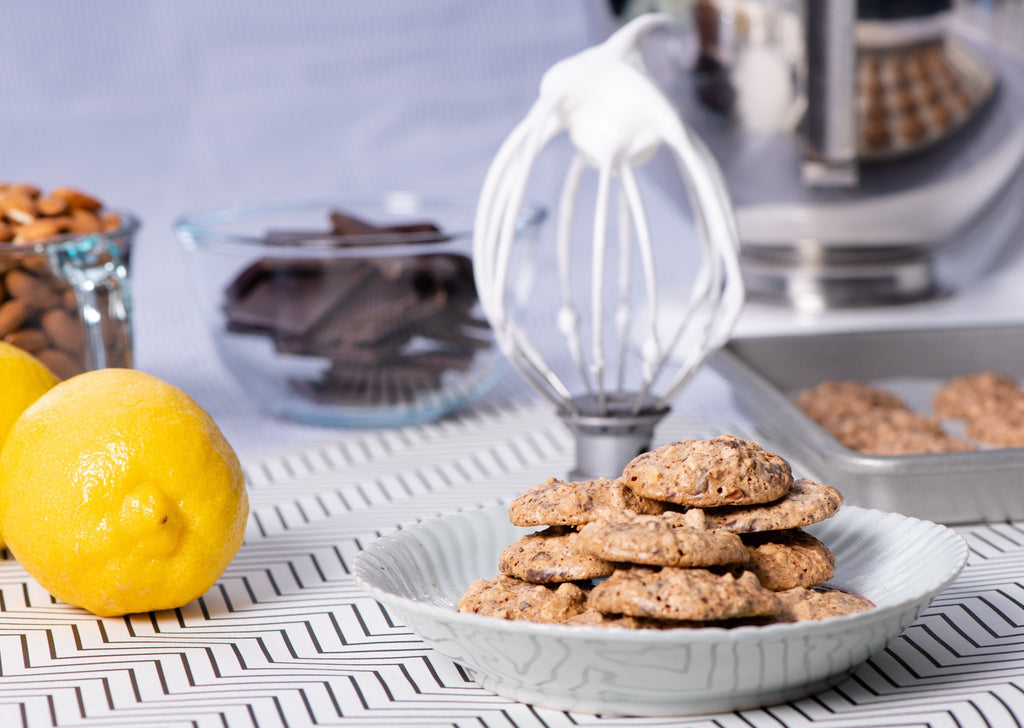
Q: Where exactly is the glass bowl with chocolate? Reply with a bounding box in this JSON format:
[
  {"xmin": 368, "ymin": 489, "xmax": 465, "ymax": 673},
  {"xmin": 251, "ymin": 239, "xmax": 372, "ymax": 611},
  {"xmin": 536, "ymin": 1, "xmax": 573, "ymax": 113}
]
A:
[
  {"xmin": 0, "ymin": 183, "xmax": 137, "ymax": 379},
  {"xmin": 175, "ymin": 193, "xmax": 545, "ymax": 427}
]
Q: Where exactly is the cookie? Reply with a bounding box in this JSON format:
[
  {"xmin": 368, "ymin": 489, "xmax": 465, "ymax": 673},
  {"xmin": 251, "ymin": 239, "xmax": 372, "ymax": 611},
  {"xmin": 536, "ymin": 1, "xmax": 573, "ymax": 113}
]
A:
[
  {"xmin": 589, "ymin": 566, "xmax": 781, "ymax": 622},
  {"xmin": 622, "ymin": 435, "xmax": 793, "ymax": 508},
  {"xmin": 563, "ymin": 610, "xmax": 701, "ymax": 629},
  {"xmin": 498, "ymin": 527, "xmax": 614, "ymax": 583},
  {"xmin": 457, "ymin": 574, "xmax": 589, "ymax": 623},
  {"xmin": 702, "ymin": 478, "xmax": 843, "ymax": 533},
  {"xmin": 817, "ymin": 407, "xmax": 942, "ymax": 450},
  {"xmin": 508, "ymin": 476, "xmax": 665, "ymax": 527},
  {"xmin": 741, "ymin": 529, "xmax": 836, "ymax": 591},
  {"xmin": 775, "ymin": 587, "xmax": 874, "ymax": 622},
  {"xmin": 794, "ymin": 380, "xmax": 907, "ymax": 424},
  {"xmin": 965, "ymin": 406, "xmax": 1024, "ymax": 448},
  {"xmin": 862, "ymin": 429, "xmax": 976, "ymax": 455},
  {"xmin": 933, "ymin": 372, "xmax": 1023, "ymax": 420},
  {"xmin": 576, "ymin": 511, "xmax": 748, "ymax": 568}
]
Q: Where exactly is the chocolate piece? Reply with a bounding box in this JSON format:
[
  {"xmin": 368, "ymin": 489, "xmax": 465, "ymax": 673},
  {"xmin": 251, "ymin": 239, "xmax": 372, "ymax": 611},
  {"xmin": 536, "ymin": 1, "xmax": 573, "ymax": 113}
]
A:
[
  {"xmin": 224, "ymin": 258, "xmax": 374, "ymax": 338},
  {"xmin": 222, "ymin": 209, "xmax": 488, "ymax": 407},
  {"xmin": 265, "ymin": 210, "xmax": 448, "ymax": 246}
]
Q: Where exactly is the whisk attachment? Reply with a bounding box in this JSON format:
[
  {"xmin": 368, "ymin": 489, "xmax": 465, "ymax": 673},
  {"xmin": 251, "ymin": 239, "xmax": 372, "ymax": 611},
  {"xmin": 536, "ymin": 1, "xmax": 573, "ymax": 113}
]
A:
[
  {"xmin": 560, "ymin": 393, "xmax": 669, "ymax": 482},
  {"xmin": 474, "ymin": 13, "xmax": 744, "ymax": 479}
]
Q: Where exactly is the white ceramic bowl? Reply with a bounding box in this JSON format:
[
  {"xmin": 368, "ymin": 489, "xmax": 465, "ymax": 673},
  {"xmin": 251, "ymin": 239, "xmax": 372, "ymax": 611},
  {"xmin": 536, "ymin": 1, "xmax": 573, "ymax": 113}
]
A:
[{"xmin": 354, "ymin": 504, "xmax": 967, "ymax": 716}]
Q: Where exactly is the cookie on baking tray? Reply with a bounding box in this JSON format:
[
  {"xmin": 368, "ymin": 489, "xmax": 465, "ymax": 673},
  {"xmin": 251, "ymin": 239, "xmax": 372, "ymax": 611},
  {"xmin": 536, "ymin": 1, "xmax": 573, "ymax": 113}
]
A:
[
  {"xmin": 457, "ymin": 574, "xmax": 590, "ymax": 623},
  {"xmin": 508, "ymin": 476, "xmax": 665, "ymax": 527},
  {"xmin": 740, "ymin": 529, "xmax": 836, "ymax": 592},
  {"xmin": 702, "ymin": 478, "xmax": 842, "ymax": 533},
  {"xmin": 621, "ymin": 435, "xmax": 793, "ymax": 508},
  {"xmin": 933, "ymin": 371, "xmax": 1024, "ymax": 420},
  {"xmin": 863, "ymin": 429, "xmax": 976, "ymax": 455},
  {"xmin": 576, "ymin": 510, "xmax": 749, "ymax": 568},
  {"xmin": 498, "ymin": 527, "xmax": 614, "ymax": 583},
  {"xmin": 590, "ymin": 566, "xmax": 781, "ymax": 622},
  {"xmin": 821, "ymin": 408, "xmax": 945, "ymax": 452},
  {"xmin": 794, "ymin": 380, "xmax": 907, "ymax": 424},
  {"xmin": 794, "ymin": 377, "xmax": 983, "ymax": 454},
  {"xmin": 964, "ymin": 400, "xmax": 1024, "ymax": 448}
]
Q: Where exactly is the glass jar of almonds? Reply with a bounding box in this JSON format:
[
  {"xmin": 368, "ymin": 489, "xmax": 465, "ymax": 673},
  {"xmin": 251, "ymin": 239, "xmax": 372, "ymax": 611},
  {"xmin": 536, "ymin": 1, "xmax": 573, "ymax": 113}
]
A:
[{"xmin": 0, "ymin": 183, "xmax": 138, "ymax": 379}]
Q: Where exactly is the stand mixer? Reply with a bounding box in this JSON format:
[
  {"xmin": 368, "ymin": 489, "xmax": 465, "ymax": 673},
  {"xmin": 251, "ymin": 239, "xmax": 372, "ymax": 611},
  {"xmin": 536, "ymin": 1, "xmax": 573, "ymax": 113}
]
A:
[
  {"xmin": 628, "ymin": 0, "xmax": 1024, "ymax": 310},
  {"xmin": 474, "ymin": 14, "xmax": 744, "ymax": 479}
]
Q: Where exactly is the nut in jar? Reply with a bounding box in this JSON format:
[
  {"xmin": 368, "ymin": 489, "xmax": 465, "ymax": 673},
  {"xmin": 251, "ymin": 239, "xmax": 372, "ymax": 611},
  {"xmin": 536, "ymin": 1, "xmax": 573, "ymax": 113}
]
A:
[{"xmin": 0, "ymin": 182, "xmax": 137, "ymax": 379}]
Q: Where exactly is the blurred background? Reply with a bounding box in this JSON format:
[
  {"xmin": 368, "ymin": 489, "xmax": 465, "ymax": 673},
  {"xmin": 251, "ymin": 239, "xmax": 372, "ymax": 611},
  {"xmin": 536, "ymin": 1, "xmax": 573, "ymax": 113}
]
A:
[
  {"xmin": 0, "ymin": 1, "xmax": 618, "ymax": 449},
  {"xmin": 4, "ymin": 0, "xmax": 1024, "ymax": 451}
]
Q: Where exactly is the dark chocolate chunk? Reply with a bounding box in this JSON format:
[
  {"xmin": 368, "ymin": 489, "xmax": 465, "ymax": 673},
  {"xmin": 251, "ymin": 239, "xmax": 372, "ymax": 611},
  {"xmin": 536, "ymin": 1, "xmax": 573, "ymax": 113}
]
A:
[
  {"xmin": 222, "ymin": 209, "xmax": 490, "ymax": 407},
  {"xmin": 223, "ymin": 258, "xmax": 374, "ymax": 338}
]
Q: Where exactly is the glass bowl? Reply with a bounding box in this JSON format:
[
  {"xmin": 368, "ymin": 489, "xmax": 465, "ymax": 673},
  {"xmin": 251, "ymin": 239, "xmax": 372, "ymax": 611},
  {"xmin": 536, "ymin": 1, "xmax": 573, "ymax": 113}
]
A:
[{"xmin": 174, "ymin": 193, "xmax": 545, "ymax": 428}]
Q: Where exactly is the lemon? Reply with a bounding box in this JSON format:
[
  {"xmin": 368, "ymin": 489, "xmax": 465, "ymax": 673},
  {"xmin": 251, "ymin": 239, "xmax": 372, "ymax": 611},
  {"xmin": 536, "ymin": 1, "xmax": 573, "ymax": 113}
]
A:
[
  {"xmin": 0, "ymin": 368, "xmax": 248, "ymax": 617},
  {"xmin": 0, "ymin": 341, "xmax": 59, "ymax": 548},
  {"xmin": 0, "ymin": 341, "xmax": 59, "ymax": 446}
]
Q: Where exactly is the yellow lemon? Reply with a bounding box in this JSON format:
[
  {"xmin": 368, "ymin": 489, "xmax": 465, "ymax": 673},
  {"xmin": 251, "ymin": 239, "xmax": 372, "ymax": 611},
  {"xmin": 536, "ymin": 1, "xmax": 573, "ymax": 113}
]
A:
[
  {"xmin": 0, "ymin": 368, "xmax": 248, "ymax": 617},
  {"xmin": 0, "ymin": 341, "xmax": 59, "ymax": 446},
  {"xmin": 0, "ymin": 341, "xmax": 59, "ymax": 548}
]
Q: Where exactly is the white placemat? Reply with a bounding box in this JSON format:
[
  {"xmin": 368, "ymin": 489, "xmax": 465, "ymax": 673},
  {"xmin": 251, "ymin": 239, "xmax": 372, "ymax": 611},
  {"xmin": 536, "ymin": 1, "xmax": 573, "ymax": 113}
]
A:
[{"xmin": 1, "ymin": 400, "xmax": 1022, "ymax": 727}]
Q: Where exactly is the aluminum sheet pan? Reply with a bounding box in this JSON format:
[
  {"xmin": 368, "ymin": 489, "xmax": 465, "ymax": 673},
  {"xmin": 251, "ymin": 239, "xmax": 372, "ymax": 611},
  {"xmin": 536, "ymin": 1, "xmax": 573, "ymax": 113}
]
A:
[{"xmin": 710, "ymin": 324, "xmax": 1024, "ymax": 524}]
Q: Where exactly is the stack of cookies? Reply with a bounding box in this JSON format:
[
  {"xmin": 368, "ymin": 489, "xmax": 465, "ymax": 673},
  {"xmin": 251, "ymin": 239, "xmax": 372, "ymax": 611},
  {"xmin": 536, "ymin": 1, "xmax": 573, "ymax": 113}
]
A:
[{"xmin": 458, "ymin": 435, "xmax": 872, "ymax": 628}]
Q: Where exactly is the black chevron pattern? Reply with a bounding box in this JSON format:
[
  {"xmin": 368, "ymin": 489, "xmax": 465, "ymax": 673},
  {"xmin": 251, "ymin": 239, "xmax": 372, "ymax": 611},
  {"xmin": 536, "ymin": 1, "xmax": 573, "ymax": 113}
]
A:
[{"xmin": 0, "ymin": 399, "xmax": 1020, "ymax": 727}]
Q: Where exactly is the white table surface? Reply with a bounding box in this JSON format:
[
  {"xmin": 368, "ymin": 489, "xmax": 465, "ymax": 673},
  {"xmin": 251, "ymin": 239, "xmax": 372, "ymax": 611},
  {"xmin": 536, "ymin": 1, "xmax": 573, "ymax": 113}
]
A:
[{"xmin": 3, "ymin": 2, "xmax": 1024, "ymax": 726}]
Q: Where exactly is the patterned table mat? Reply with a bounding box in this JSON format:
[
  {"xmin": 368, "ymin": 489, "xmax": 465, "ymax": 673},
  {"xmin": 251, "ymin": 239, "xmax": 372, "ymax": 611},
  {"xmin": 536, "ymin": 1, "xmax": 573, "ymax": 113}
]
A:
[{"xmin": 1, "ymin": 399, "xmax": 1023, "ymax": 727}]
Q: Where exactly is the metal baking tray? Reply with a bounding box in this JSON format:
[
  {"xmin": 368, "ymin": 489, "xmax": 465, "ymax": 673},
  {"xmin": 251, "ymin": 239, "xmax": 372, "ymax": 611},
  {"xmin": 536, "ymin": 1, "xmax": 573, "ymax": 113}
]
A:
[{"xmin": 710, "ymin": 323, "xmax": 1024, "ymax": 524}]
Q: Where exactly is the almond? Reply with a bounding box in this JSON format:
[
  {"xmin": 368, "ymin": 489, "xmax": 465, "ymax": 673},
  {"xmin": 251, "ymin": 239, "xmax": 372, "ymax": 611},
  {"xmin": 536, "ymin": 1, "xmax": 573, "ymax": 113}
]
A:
[
  {"xmin": 4, "ymin": 328, "xmax": 50, "ymax": 354},
  {"xmin": 35, "ymin": 347, "xmax": 83, "ymax": 380},
  {"xmin": 0, "ymin": 298, "xmax": 30, "ymax": 337},
  {"xmin": 0, "ymin": 184, "xmax": 121, "ymax": 249},
  {"xmin": 67, "ymin": 208, "xmax": 102, "ymax": 234},
  {"xmin": 100, "ymin": 211, "xmax": 122, "ymax": 232},
  {"xmin": 41, "ymin": 307, "xmax": 85, "ymax": 354},
  {"xmin": 8, "ymin": 183, "xmax": 41, "ymax": 199},
  {"xmin": 51, "ymin": 186, "xmax": 102, "ymax": 212},
  {"xmin": 21, "ymin": 253, "xmax": 54, "ymax": 274},
  {"xmin": 36, "ymin": 195, "xmax": 68, "ymax": 217},
  {"xmin": 5, "ymin": 268, "xmax": 61, "ymax": 309},
  {"xmin": 0, "ymin": 189, "xmax": 37, "ymax": 225},
  {"xmin": 62, "ymin": 287, "xmax": 78, "ymax": 311},
  {"xmin": 14, "ymin": 217, "xmax": 67, "ymax": 244}
]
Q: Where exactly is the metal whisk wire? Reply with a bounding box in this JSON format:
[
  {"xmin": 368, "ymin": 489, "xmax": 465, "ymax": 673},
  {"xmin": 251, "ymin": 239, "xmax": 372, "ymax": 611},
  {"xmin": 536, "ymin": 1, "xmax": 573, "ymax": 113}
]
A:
[{"xmin": 473, "ymin": 13, "xmax": 744, "ymax": 477}]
